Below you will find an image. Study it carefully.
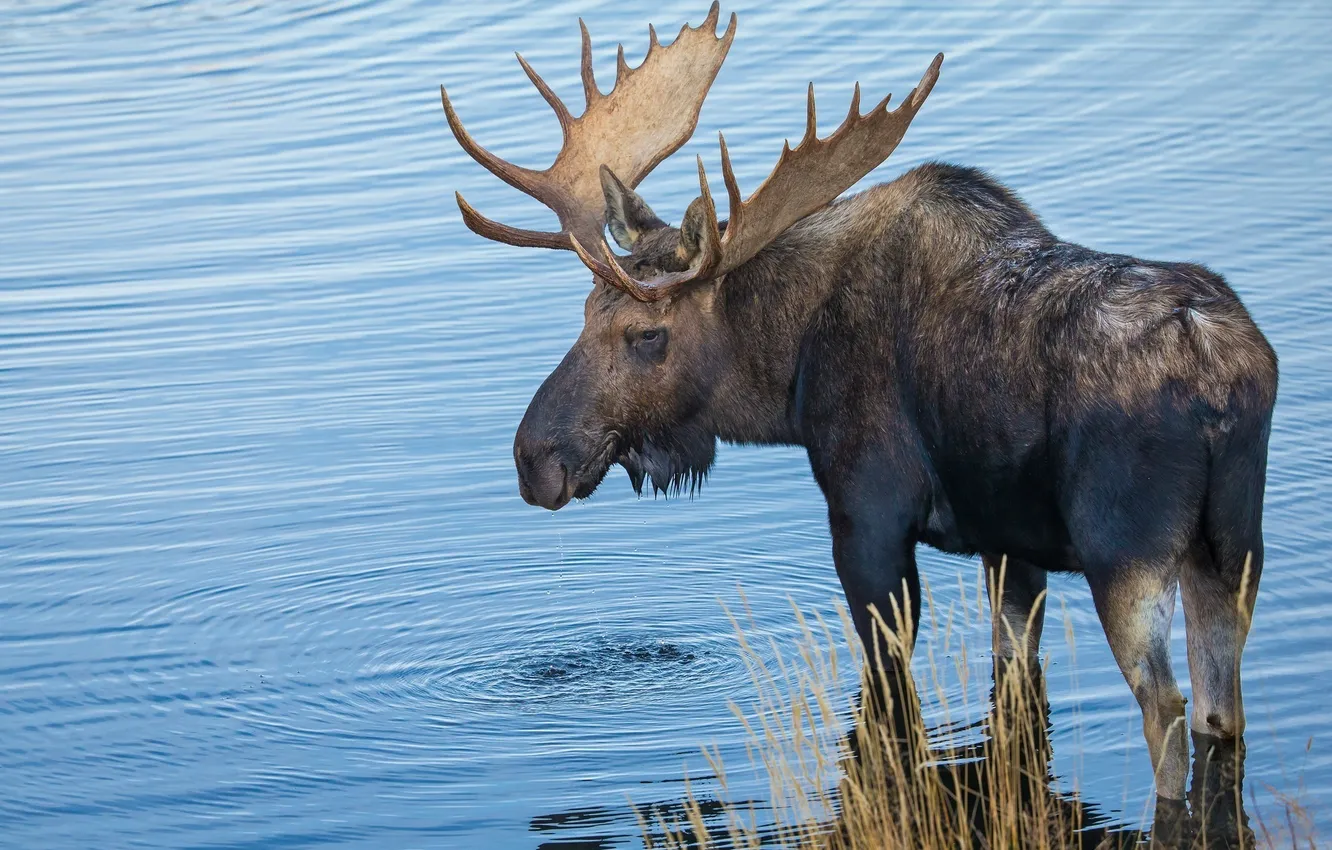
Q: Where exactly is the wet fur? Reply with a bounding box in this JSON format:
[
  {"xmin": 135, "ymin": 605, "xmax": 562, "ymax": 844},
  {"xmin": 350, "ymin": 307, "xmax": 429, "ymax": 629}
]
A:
[{"xmin": 619, "ymin": 426, "xmax": 716, "ymax": 498}]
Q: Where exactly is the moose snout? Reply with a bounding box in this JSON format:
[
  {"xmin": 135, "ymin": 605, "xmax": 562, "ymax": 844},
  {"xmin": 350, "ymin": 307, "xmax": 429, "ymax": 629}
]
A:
[{"xmin": 514, "ymin": 438, "xmax": 573, "ymax": 511}]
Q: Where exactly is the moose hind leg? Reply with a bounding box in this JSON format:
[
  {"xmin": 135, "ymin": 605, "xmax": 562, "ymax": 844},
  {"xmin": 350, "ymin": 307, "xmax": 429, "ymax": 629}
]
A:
[
  {"xmin": 1086, "ymin": 564, "xmax": 1189, "ymax": 800},
  {"xmin": 983, "ymin": 554, "xmax": 1047, "ymax": 666},
  {"xmin": 1180, "ymin": 543, "xmax": 1260, "ymax": 739}
]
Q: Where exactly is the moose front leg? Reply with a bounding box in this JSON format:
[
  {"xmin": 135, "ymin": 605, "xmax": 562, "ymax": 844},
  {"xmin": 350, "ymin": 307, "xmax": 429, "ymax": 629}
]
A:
[
  {"xmin": 810, "ymin": 433, "xmax": 925, "ymax": 691},
  {"xmin": 827, "ymin": 497, "xmax": 921, "ymax": 749},
  {"xmin": 827, "ymin": 501, "xmax": 921, "ymax": 679}
]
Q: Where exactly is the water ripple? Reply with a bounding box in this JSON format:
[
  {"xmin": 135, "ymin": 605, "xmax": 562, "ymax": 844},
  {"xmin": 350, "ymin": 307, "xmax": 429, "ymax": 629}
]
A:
[{"xmin": 1, "ymin": 0, "xmax": 1330, "ymax": 847}]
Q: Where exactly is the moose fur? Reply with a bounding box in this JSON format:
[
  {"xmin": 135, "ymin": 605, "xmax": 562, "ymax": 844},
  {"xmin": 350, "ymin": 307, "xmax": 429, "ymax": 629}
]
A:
[{"xmin": 512, "ymin": 161, "xmax": 1277, "ymax": 801}]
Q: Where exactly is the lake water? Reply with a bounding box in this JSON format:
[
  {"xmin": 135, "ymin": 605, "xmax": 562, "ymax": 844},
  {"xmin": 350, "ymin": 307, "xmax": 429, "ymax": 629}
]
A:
[{"xmin": 2, "ymin": 1, "xmax": 1330, "ymax": 847}]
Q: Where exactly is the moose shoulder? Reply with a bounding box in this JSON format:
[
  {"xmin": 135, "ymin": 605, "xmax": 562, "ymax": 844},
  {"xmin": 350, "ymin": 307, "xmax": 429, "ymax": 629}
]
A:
[{"xmin": 441, "ymin": 4, "xmax": 1277, "ymax": 804}]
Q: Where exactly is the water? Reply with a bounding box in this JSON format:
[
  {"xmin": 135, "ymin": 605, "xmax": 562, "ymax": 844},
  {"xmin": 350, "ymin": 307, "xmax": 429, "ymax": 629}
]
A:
[{"xmin": 2, "ymin": 1, "xmax": 1329, "ymax": 847}]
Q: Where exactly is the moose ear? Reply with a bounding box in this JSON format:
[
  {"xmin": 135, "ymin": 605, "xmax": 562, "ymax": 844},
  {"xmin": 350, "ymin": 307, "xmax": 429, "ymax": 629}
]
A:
[
  {"xmin": 677, "ymin": 195, "xmax": 710, "ymax": 263},
  {"xmin": 601, "ymin": 166, "xmax": 665, "ymax": 251}
]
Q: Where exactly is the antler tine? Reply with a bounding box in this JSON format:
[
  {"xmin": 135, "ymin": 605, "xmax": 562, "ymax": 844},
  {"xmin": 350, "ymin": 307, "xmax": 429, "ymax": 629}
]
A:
[
  {"xmin": 847, "ymin": 82, "xmax": 861, "ymax": 120},
  {"xmin": 803, "ymin": 83, "xmax": 817, "ymax": 146},
  {"xmin": 907, "ymin": 51, "xmax": 943, "ymax": 109},
  {"xmin": 703, "ymin": 1, "xmax": 721, "ymax": 32},
  {"xmin": 515, "ymin": 53, "xmax": 574, "ymax": 138},
  {"xmin": 440, "ymin": 85, "xmax": 544, "ymax": 199},
  {"xmin": 578, "ymin": 19, "xmax": 602, "ymax": 107},
  {"xmin": 456, "ymin": 192, "xmax": 569, "ymax": 251},
  {"xmin": 689, "ymin": 154, "xmax": 724, "ymax": 271},
  {"xmin": 443, "ymin": 85, "xmax": 571, "ymax": 248},
  {"xmin": 616, "ymin": 44, "xmax": 630, "ymax": 84},
  {"xmin": 718, "ymin": 133, "xmax": 743, "ymax": 225}
]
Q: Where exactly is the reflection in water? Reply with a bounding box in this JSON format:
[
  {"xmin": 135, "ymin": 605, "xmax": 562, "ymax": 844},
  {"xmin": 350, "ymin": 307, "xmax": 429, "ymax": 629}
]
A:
[
  {"xmin": 533, "ymin": 795, "xmax": 772, "ymax": 850},
  {"xmin": 837, "ymin": 669, "xmax": 1137, "ymax": 849},
  {"xmin": 3, "ymin": 0, "xmax": 1329, "ymax": 845},
  {"xmin": 532, "ymin": 663, "xmax": 1255, "ymax": 849},
  {"xmin": 1171, "ymin": 733, "xmax": 1253, "ymax": 849},
  {"xmin": 838, "ymin": 671, "xmax": 1253, "ymax": 849}
]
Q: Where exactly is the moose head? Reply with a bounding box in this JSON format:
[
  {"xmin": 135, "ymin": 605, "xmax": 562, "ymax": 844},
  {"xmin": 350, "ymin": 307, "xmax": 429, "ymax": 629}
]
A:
[{"xmin": 441, "ymin": 4, "xmax": 940, "ymax": 509}]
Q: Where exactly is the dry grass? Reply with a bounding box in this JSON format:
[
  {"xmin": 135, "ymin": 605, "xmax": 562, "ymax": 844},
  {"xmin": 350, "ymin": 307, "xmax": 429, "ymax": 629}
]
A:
[{"xmin": 635, "ymin": 573, "xmax": 1319, "ymax": 850}]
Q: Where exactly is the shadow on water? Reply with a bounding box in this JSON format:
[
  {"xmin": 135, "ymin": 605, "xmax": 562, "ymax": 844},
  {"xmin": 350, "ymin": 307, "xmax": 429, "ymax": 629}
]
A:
[{"xmin": 529, "ymin": 662, "xmax": 1254, "ymax": 849}]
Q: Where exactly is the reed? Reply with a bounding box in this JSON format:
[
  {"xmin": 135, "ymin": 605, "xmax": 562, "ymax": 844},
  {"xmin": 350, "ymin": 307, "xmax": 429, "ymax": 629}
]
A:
[{"xmin": 635, "ymin": 570, "xmax": 1318, "ymax": 850}]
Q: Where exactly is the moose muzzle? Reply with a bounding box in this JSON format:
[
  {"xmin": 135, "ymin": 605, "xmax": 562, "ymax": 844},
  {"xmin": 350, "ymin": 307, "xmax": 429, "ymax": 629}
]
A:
[
  {"xmin": 514, "ymin": 437, "xmax": 573, "ymax": 511},
  {"xmin": 513, "ymin": 349, "xmax": 590, "ymax": 511}
]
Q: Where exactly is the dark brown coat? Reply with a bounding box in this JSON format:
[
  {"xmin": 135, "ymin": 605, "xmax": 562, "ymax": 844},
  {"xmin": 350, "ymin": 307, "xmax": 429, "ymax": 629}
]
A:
[{"xmin": 512, "ymin": 162, "xmax": 1277, "ymax": 805}]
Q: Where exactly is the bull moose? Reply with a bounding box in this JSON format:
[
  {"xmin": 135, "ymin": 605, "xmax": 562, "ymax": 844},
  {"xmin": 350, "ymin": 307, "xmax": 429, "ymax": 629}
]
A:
[{"xmin": 439, "ymin": 4, "xmax": 1277, "ymax": 806}]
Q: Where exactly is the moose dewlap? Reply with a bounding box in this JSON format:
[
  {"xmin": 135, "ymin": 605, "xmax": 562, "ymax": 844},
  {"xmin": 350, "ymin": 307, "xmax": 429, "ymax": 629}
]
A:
[{"xmin": 440, "ymin": 3, "xmax": 1278, "ymax": 806}]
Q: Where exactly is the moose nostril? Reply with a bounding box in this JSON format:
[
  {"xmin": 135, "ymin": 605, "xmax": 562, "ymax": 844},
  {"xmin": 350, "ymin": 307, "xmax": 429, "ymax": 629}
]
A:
[
  {"xmin": 514, "ymin": 442, "xmax": 571, "ymax": 510},
  {"xmin": 517, "ymin": 447, "xmax": 537, "ymax": 475}
]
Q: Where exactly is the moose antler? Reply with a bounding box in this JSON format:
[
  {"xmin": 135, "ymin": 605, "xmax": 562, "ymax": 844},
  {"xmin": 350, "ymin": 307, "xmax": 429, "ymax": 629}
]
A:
[
  {"xmin": 441, "ymin": 3, "xmax": 736, "ymax": 261},
  {"xmin": 571, "ymin": 53, "xmax": 944, "ymax": 302}
]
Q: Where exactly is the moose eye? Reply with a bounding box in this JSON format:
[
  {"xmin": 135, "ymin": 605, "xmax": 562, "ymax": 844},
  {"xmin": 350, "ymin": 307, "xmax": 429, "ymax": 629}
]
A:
[{"xmin": 627, "ymin": 326, "xmax": 668, "ymax": 363}]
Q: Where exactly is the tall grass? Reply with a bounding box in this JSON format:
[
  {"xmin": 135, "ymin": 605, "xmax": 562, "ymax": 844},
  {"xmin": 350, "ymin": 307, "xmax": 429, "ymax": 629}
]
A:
[{"xmin": 636, "ymin": 571, "xmax": 1318, "ymax": 849}]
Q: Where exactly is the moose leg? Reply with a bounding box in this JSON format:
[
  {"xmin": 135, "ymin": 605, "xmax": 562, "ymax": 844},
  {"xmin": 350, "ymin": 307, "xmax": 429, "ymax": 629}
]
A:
[
  {"xmin": 829, "ymin": 505, "xmax": 921, "ymax": 672},
  {"xmin": 1178, "ymin": 540, "xmax": 1260, "ymax": 845},
  {"xmin": 1179, "ymin": 543, "xmax": 1260, "ymax": 740},
  {"xmin": 1060, "ymin": 403, "xmax": 1208, "ymax": 802},
  {"xmin": 829, "ymin": 503, "xmax": 921, "ymax": 751},
  {"xmin": 1085, "ymin": 563, "xmax": 1189, "ymax": 800},
  {"xmin": 983, "ymin": 554, "xmax": 1046, "ymax": 666}
]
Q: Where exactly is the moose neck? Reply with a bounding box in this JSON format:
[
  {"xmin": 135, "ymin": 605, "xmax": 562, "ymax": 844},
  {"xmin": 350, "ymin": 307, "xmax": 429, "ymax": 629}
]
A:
[
  {"xmin": 698, "ymin": 171, "xmax": 1020, "ymax": 450},
  {"xmin": 703, "ymin": 191, "xmax": 886, "ymax": 448}
]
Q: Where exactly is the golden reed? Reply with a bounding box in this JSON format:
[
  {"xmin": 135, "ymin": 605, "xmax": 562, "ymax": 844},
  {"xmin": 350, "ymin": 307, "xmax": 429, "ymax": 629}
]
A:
[{"xmin": 636, "ymin": 571, "xmax": 1316, "ymax": 849}]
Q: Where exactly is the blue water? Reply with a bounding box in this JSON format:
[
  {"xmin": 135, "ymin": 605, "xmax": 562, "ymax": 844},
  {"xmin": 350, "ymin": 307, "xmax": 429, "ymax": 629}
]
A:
[{"xmin": 2, "ymin": 1, "xmax": 1329, "ymax": 847}]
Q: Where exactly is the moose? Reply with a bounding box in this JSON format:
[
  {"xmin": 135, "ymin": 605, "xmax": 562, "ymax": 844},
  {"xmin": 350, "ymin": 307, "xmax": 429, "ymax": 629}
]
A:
[{"xmin": 440, "ymin": 4, "xmax": 1277, "ymax": 807}]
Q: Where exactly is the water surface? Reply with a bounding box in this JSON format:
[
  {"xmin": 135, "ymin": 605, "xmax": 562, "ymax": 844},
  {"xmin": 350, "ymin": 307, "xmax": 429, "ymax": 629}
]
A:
[{"xmin": 2, "ymin": 1, "xmax": 1330, "ymax": 847}]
